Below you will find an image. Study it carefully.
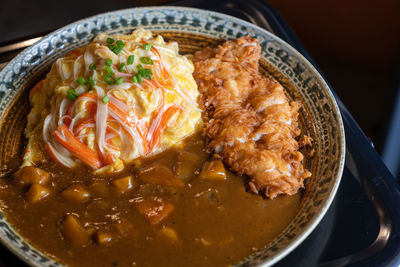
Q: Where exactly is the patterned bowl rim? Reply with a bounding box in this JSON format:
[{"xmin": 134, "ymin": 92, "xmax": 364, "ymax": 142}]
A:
[{"xmin": 0, "ymin": 6, "xmax": 345, "ymax": 267}]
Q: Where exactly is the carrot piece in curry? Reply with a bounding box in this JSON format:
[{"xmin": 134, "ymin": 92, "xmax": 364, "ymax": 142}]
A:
[
  {"xmin": 94, "ymin": 231, "xmax": 113, "ymax": 245},
  {"xmin": 199, "ymin": 160, "xmax": 227, "ymax": 180},
  {"xmin": 135, "ymin": 199, "xmax": 175, "ymax": 226}
]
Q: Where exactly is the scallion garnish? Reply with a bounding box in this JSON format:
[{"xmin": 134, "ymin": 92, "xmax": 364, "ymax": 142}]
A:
[
  {"xmin": 106, "ymin": 39, "xmax": 125, "ymax": 55},
  {"xmin": 116, "ymin": 40, "xmax": 125, "ymax": 47},
  {"xmin": 139, "ymin": 57, "xmax": 154, "ymax": 65},
  {"xmin": 138, "ymin": 68, "xmax": 152, "ymax": 79},
  {"xmin": 104, "ymin": 73, "xmax": 115, "ymax": 85},
  {"xmin": 89, "ymin": 63, "xmax": 96, "ymax": 71},
  {"xmin": 127, "ymin": 55, "xmax": 134, "ymax": 65},
  {"xmin": 109, "ymin": 44, "xmax": 116, "ymax": 51},
  {"xmin": 76, "ymin": 77, "xmax": 87, "ymax": 86},
  {"xmin": 118, "ymin": 63, "xmax": 126, "ymax": 72},
  {"xmin": 106, "ymin": 65, "xmax": 114, "ymax": 75},
  {"xmin": 142, "ymin": 43, "xmax": 152, "ymax": 50},
  {"xmin": 106, "ymin": 38, "xmax": 114, "ymax": 45},
  {"xmin": 131, "ymin": 73, "xmax": 143, "ymax": 83},
  {"xmin": 87, "ymin": 76, "xmax": 95, "ymax": 88},
  {"xmin": 106, "ymin": 58, "xmax": 112, "ymax": 66},
  {"xmin": 115, "ymin": 77, "xmax": 124, "ymax": 85},
  {"xmin": 113, "ymin": 46, "xmax": 124, "ymax": 54},
  {"xmin": 136, "ymin": 74, "xmax": 143, "ymax": 83},
  {"xmin": 67, "ymin": 89, "xmax": 79, "ymax": 100},
  {"xmin": 102, "ymin": 95, "xmax": 109, "ymax": 104}
]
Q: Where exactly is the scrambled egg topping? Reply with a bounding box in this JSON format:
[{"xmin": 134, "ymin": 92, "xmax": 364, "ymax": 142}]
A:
[{"xmin": 23, "ymin": 28, "xmax": 202, "ymax": 174}]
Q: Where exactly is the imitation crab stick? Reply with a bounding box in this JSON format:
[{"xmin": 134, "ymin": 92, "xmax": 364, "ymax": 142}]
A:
[
  {"xmin": 98, "ymin": 151, "xmax": 115, "ymax": 166},
  {"xmin": 53, "ymin": 125, "xmax": 102, "ymax": 169},
  {"xmin": 151, "ymin": 47, "xmax": 173, "ymax": 87},
  {"xmin": 108, "ymin": 101, "xmax": 147, "ymax": 138},
  {"xmin": 151, "ymin": 47, "xmax": 193, "ymax": 106},
  {"xmin": 66, "ymin": 92, "xmax": 96, "ymax": 117},
  {"xmin": 44, "ymin": 143, "xmax": 77, "ymax": 168},
  {"xmin": 73, "ymin": 117, "xmax": 95, "ymax": 135},
  {"xmin": 147, "ymin": 106, "xmax": 181, "ymax": 152}
]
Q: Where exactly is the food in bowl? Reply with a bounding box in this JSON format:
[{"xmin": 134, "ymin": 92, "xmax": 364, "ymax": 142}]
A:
[
  {"xmin": 23, "ymin": 28, "xmax": 202, "ymax": 174},
  {"xmin": 0, "ymin": 29, "xmax": 311, "ymax": 266},
  {"xmin": 193, "ymin": 36, "xmax": 311, "ymax": 199}
]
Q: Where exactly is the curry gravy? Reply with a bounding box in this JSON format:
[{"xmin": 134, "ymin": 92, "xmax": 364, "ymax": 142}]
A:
[{"xmin": 0, "ymin": 133, "xmax": 301, "ymax": 266}]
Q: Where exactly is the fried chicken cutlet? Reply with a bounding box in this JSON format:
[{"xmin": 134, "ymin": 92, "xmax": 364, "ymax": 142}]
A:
[{"xmin": 193, "ymin": 37, "xmax": 311, "ymax": 199}]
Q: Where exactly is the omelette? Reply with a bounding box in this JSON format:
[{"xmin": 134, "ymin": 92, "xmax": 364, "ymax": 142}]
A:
[{"xmin": 23, "ymin": 28, "xmax": 202, "ymax": 174}]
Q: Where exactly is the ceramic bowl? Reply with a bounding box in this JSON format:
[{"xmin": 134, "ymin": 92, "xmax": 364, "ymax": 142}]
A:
[{"xmin": 0, "ymin": 6, "xmax": 345, "ymax": 266}]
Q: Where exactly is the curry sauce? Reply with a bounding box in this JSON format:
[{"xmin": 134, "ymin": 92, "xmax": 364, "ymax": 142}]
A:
[{"xmin": 0, "ymin": 132, "xmax": 301, "ymax": 266}]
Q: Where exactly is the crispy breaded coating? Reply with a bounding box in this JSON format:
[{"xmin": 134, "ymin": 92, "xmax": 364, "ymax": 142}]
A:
[{"xmin": 193, "ymin": 36, "xmax": 311, "ymax": 199}]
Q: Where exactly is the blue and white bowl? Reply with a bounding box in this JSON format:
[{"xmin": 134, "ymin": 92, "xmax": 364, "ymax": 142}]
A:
[{"xmin": 0, "ymin": 7, "xmax": 345, "ymax": 266}]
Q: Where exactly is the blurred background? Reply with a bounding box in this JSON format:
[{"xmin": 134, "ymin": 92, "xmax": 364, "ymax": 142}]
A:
[{"xmin": 0, "ymin": 0, "xmax": 399, "ymax": 176}]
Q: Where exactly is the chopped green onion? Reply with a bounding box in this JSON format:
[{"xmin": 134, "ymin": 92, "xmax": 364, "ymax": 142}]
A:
[
  {"xmin": 107, "ymin": 38, "xmax": 125, "ymax": 55},
  {"xmin": 76, "ymin": 77, "xmax": 87, "ymax": 86},
  {"xmin": 106, "ymin": 58, "xmax": 112, "ymax": 66},
  {"xmin": 104, "ymin": 73, "xmax": 114, "ymax": 85},
  {"xmin": 131, "ymin": 72, "xmax": 144, "ymax": 83},
  {"xmin": 118, "ymin": 63, "xmax": 125, "ymax": 72},
  {"xmin": 67, "ymin": 89, "xmax": 79, "ymax": 100},
  {"xmin": 136, "ymin": 73, "xmax": 143, "ymax": 83},
  {"xmin": 89, "ymin": 63, "xmax": 96, "ymax": 71},
  {"xmin": 127, "ymin": 55, "xmax": 134, "ymax": 65},
  {"xmin": 115, "ymin": 77, "xmax": 124, "ymax": 85},
  {"xmin": 106, "ymin": 65, "xmax": 114, "ymax": 75},
  {"xmin": 102, "ymin": 95, "xmax": 109, "ymax": 104},
  {"xmin": 139, "ymin": 57, "xmax": 154, "ymax": 65},
  {"xmin": 109, "ymin": 44, "xmax": 116, "ymax": 51},
  {"xmin": 87, "ymin": 76, "xmax": 95, "ymax": 88},
  {"xmin": 106, "ymin": 38, "xmax": 114, "ymax": 45},
  {"xmin": 113, "ymin": 46, "xmax": 124, "ymax": 55},
  {"xmin": 142, "ymin": 43, "xmax": 152, "ymax": 50},
  {"xmin": 138, "ymin": 68, "xmax": 152, "ymax": 79},
  {"xmin": 116, "ymin": 40, "xmax": 125, "ymax": 47}
]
